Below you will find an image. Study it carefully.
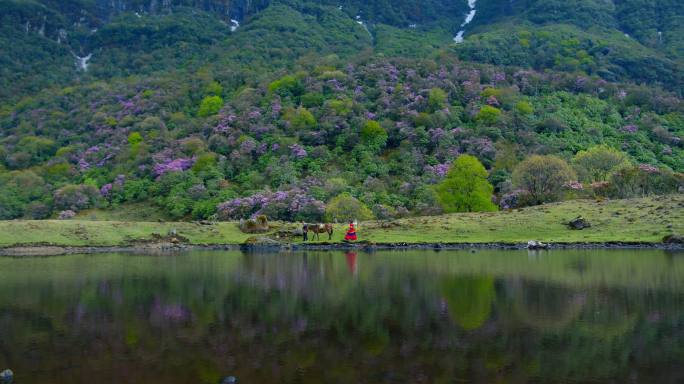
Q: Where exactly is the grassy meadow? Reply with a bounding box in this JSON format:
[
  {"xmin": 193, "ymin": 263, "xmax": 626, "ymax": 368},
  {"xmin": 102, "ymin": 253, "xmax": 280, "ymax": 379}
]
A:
[{"xmin": 0, "ymin": 195, "xmax": 682, "ymax": 248}]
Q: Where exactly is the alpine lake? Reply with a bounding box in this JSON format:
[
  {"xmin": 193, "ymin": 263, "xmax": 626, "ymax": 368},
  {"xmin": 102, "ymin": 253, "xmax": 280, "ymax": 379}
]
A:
[{"xmin": 0, "ymin": 249, "xmax": 683, "ymax": 383}]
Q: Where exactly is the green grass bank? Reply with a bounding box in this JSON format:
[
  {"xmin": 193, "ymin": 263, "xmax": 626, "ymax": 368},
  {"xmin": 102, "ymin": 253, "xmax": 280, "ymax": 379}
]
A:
[{"xmin": 0, "ymin": 195, "xmax": 682, "ymax": 248}]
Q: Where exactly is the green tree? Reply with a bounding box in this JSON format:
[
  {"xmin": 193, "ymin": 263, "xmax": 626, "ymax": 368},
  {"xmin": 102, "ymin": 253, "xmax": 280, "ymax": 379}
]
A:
[
  {"xmin": 268, "ymin": 75, "xmax": 304, "ymax": 98},
  {"xmin": 324, "ymin": 193, "xmax": 374, "ymax": 222},
  {"xmin": 428, "ymin": 87, "xmax": 447, "ymax": 112},
  {"xmin": 191, "ymin": 153, "xmax": 217, "ymax": 173},
  {"xmin": 513, "ymin": 155, "xmax": 576, "ymax": 204},
  {"xmin": 475, "ymin": 105, "xmax": 502, "ymax": 125},
  {"xmin": 15, "ymin": 136, "xmax": 57, "ymax": 165},
  {"xmin": 572, "ymin": 145, "xmax": 630, "ymax": 182},
  {"xmin": 286, "ymin": 107, "xmax": 316, "ymax": 130},
  {"xmin": 360, "ymin": 120, "xmax": 388, "ymax": 151},
  {"xmin": 435, "ymin": 155, "xmax": 497, "ymax": 212},
  {"xmin": 127, "ymin": 132, "xmax": 143, "ymax": 146},
  {"xmin": 198, "ymin": 95, "xmax": 224, "ymax": 117},
  {"xmin": 515, "ymin": 101, "xmax": 534, "ymax": 115},
  {"xmin": 204, "ymin": 81, "xmax": 223, "ymax": 96},
  {"xmin": 127, "ymin": 132, "xmax": 145, "ymax": 156}
]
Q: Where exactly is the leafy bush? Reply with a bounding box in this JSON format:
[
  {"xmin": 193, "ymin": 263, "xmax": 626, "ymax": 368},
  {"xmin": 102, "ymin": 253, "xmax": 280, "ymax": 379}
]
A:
[
  {"xmin": 572, "ymin": 145, "xmax": 631, "ymax": 183},
  {"xmin": 475, "ymin": 106, "xmax": 502, "ymax": 125},
  {"xmin": 53, "ymin": 184, "xmax": 101, "ymax": 211},
  {"xmin": 360, "ymin": 120, "xmax": 388, "ymax": 151},
  {"xmin": 325, "ymin": 193, "xmax": 374, "ymax": 222},
  {"xmin": 436, "ymin": 155, "xmax": 497, "ymax": 213},
  {"xmin": 513, "ymin": 156, "xmax": 577, "ymax": 205},
  {"xmin": 606, "ymin": 166, "xmax": 684, "ymax": 198},
  {"xmin": 198, "ymin": 96, "xmax": 224, "ymax": 117}
]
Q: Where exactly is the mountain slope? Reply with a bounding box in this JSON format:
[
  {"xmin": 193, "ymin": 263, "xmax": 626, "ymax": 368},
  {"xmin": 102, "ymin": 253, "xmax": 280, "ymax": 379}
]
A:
[
  {"xmin": 2, "ymin": 0, "xmax": 684, "ymax": 99},
  {"xmin": 454, "ymin": 23, "xmax": 684, "ymax": 92},
  {"xmin": 0, "ymin": 0, "xmax": 682, "ymax": 221}
]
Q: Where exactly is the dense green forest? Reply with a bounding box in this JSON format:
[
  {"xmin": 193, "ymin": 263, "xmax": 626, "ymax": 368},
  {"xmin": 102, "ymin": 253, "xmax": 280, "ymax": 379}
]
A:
[{"xmin": 0, "ymin": 0, "xmax": 682, "ymax": 221}]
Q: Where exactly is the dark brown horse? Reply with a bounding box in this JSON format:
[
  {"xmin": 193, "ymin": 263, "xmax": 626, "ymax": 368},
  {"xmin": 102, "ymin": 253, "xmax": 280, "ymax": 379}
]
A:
[{"xmin": 303, "ymin": 223, "xmax": 334, "ymax": 241}]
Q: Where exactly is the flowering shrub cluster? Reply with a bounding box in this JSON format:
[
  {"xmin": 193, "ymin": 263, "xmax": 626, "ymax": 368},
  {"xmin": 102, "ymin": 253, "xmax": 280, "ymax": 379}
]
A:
[
  {"xmin": 153, "ymin": 158, "xmax": 195, "ymax": 177},
  {"xmin": 58, "ymin": 210, "xmax": 76, "ymax": 220},
  {"xmin": 638, "ymin": 164, "xmax": 659, "ymax": 174},
  {"xmin": 564, "ymin": 181, "xmax": 584, "ymax": 191},
  {"xmin": 217, "ymin": 188, "xmax": 325, "ymax": 221}
]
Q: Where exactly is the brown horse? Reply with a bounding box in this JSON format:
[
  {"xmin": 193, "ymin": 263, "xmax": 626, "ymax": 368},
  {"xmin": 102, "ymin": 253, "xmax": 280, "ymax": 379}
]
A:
[{"xmin": 303, "ymin": 223, "xmax": 334, "ymax": 241}]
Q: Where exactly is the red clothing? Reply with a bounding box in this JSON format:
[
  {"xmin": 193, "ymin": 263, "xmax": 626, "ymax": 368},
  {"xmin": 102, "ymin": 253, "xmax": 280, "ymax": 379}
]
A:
[{"xmin": 344, "ymin": 223, "xmax": 357, "ymax": 241}]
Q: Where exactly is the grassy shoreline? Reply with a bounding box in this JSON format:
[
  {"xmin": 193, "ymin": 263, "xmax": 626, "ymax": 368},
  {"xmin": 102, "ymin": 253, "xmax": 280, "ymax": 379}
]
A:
[{"xmin": 0, "ymin": 195, "xmax": 682, "ymax": 249}]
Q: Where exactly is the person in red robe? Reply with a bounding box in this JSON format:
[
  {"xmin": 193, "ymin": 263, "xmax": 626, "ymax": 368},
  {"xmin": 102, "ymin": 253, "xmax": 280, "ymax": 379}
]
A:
[{"xmin": 344, "ymin": 221, "xmax": 357, "ymax": 241}]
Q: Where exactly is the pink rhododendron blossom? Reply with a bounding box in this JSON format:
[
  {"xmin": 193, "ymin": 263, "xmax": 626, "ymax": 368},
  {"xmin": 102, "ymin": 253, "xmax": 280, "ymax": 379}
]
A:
[
  {"xmin": 638, "ymin": 164, "xmax": 659, "ymax": 173},
  {"xmin": 100, "ymin": 183, "xmax": 113, "ymax": 197},
  {"xmin": 217, "ymin": 188, "xmax": 325, "ymax": 221},
  {"xmin": 289, "ymin": 144, "xmax": 307, "ymax": 158},
  {"xmin": 58, "ymin": 210, "xmax": 76, "ymax": 220},
  {"xmin": 621, "ymin": 125, "xmax": 638, "ymax": 134},
  {"xmin": 153, "ymin": 158, "xmax": 195, "ymax": 176}
]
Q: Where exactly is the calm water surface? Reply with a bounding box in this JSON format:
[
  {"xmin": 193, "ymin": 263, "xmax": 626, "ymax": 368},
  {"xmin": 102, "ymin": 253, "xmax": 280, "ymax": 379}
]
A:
[{"xmin": 0, "ymin": 249, "xmax": 683, "ymax": 383}]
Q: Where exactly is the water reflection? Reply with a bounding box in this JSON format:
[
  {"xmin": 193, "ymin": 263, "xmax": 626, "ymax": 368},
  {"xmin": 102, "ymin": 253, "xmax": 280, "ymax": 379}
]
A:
[{"xmin": 0, "ymin": 250, "xmax": 683, "ymax": 383}]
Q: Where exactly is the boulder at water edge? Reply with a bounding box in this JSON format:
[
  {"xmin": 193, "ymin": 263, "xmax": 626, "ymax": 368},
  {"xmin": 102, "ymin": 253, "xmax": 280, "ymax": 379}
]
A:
[
  {"xmin": 527, "ymin": 240, "xmax": 549, "ymax": 250},
  {"xmin": 0, "ymin": 369, "xmax": 13, "ymax": 383}
]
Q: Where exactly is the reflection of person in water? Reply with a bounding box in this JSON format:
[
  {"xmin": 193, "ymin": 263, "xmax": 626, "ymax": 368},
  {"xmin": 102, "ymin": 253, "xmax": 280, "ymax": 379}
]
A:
[
  {"xmin": 344, "ymin": 221, "xmax": 357, "ymax": 241},
  {"xmin": 345, "ymin": 251, "xmax": 357, "ymax": 274}
]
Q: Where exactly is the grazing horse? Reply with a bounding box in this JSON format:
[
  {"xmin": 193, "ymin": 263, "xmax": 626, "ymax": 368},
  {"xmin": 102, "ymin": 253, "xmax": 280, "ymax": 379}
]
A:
[{"xmin": 303, "ymin": 223, "xmax": 334, "ymax": 241}]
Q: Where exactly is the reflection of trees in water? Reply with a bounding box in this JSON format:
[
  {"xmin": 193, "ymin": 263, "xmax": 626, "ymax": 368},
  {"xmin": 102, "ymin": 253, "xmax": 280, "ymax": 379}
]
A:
[
  {"xmin": 440, "ymin": 276, "xmax": 495, "ymax": 331},
  {"xmin": 508, "ymin": 280, "xmax": 586, "ymax": 331},
  {"xmin": 0, "ymin": 252, "xmax": 683, "ymax": 383}
]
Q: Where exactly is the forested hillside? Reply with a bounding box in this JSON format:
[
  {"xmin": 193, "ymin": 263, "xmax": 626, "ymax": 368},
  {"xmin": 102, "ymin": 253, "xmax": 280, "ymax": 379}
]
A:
[{"xmin": 0, "ymin": 0, "xmax": 682, "ymax": 221}]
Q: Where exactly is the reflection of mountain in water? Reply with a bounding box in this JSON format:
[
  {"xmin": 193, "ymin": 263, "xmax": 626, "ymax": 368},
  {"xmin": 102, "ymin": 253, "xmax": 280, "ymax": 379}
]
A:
[{"xmin": 0, "ymin": 250, "xmax": 682, "ymax": 383}]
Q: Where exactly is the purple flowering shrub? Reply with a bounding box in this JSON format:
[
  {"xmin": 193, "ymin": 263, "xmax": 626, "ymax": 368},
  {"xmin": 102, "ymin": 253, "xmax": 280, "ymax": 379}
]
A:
[
  {"xmin": 564, "ymin": 181, "xmax": 584, "ymax": 191},
  {"xmin": 217, "ymin": 188, "xmax": 325, "ymax": 221},
  {"xmin": 289, "ymin": 144, "xmax": 308, "ymax": 159},
  {"xmin": 621, "ymin": 125, "xmax": 638, "ymax": 134},
  {"xmin": 58, "ymin": 210, "xmax": 77, "ymax": 220},
  {"xmin": 153, "ymin": 158, "xmax": 195, "ymax": 177}
]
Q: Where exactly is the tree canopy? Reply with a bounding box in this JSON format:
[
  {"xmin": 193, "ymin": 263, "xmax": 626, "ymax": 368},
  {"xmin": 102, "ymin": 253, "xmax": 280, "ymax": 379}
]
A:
[{"xmin": 436, "ymin": 155, "xmax": 497, "ymax": 213}]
